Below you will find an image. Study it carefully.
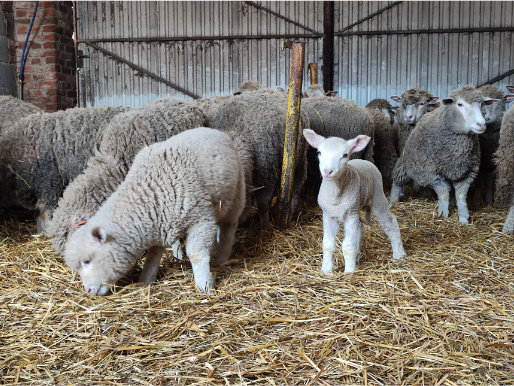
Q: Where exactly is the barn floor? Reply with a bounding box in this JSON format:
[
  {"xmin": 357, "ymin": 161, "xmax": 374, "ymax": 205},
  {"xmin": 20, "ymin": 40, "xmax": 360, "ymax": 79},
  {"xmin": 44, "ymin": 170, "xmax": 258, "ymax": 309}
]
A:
[{"xmin": 1, "ymin": 198, "xmax": 513, "ymax": 385}]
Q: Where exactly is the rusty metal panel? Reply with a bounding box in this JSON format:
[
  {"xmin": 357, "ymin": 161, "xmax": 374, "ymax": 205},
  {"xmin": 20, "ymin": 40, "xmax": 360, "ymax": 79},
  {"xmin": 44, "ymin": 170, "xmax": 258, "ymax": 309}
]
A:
[
  {"xmin": 334, "ymin": 1, "xmax": 514, "ymax": 107},
  {"xmin": 76, "ymin": 1, "xmax": 324, "ymax": 108}
]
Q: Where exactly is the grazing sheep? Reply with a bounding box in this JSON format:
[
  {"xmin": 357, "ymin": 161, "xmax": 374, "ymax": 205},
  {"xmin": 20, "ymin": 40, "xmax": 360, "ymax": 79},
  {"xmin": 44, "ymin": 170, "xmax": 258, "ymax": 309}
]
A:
[
  {"xmin": 197, "ymin": 89, "xmax": 309, "ymax": 228},
  {"xmin": 494, "ymin": 85, "xmax": 514, "ymax": 233},
  {"xmin": 301, "ymin": 96, "xmax": 374, "ymax": 198},
  {"xmin": 303, "ymin": 129, "xmax": 406, "ymax": 273},
  {"xmin": 469, "ymin": 84, "xmax": 513, "ymax": 205},
  {"xmin": 234, "ymin": 80, "xmax": 262, "ymax": 95},
  {"xmin": 390, "ymin": 88, "xmax": 440, "ymax": 153},
  {"xmin": 47, "ymin": 97, "xmax": 207, "ymax": 255},
  {"xmin": 0, "ymin": 96, "xmax": 42, "ymax": 135},
  {"xmin": 0, "ymin": 105, "xmax": 129, "ymax": 231},
  {"xmin": 63, "ymin": 127, "xmax": 246, "ymax": 295},
  {"xmin": 390, "ymin": 85, "xmax": 491, "ymax": 224},
  {"xmin": 366, "ymin": 98, "xmax": 396, "ymax": 125}
]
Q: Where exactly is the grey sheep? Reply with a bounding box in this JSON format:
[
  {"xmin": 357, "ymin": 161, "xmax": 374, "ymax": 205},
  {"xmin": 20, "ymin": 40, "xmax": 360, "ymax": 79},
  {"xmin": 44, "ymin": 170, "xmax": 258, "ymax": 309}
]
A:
[
  {"xmin": 0, "ymin": 96, "xmax": 42, "ymax": 135},
  {"xmin": 0, "ymin": 105, "xmax": 129, "ymax": 231},
  {"xmin": 390, "ymin": 88, "xmax": 440, "ymax": 154},
  {"xmin": 197, "ymin": 89, "xmax": 309, "ymax": 228},
  {"xmin": 469, "ymin": 84, "xmax": 513, "ymax": 205},
  {"xmin": 303, "ymin": 129, "xmax": 405, "ymax": 273},
  {"xmin": 390, "ymin": 85, "xmax": 491, "ymax": 224},
  {"xmin": 234, "ymin": 80, "xmax": 262, "ymax": 95},
  {"xmin": 301, "ymin": 96, "xmax": 374, "ymax": 198},
  {"xmin": 47, "ymin": 97, "xmax": 207, "ymax": 255},
  {"xmin": 366, "ymin": 98, "xmax": 396, "ymax": 125},
  {"xmin": 303, "ymin": 84, "xmax": 338, "ymax": 98},
  {"xmin": 63, "ymin": 127, "xmax": 246, "ymax": 295},
  {"xmin": 494, "ymin": 85, "xmax": 514, "ymax": 233}
]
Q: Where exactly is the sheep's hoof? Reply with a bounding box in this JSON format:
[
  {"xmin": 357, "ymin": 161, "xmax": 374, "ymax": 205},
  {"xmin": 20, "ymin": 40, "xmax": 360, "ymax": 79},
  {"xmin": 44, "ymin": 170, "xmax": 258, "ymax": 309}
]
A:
[{"xmin": 458, "ymin": 217, "xmax": 469, "ymax": 224}]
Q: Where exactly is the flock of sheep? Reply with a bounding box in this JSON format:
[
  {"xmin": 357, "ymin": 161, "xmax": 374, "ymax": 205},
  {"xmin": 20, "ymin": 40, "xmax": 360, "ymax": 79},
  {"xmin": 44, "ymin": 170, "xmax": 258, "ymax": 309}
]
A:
[{"xmin": 0, "ymin": 80, "xmax": 513, "ymax": 295}]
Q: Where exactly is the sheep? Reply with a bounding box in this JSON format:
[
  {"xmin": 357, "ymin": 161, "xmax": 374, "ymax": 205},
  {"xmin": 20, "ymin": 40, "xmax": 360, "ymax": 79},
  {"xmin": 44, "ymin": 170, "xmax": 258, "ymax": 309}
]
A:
[
  {"xmin": 366, "ymin": 98, "xmax": 396, "ymax": 125},
  {"xmin": 301, "ymin": 96, "xmax": 374, "ymax": 198},
  {"xmin": 390, "ymin": 88, "xmax": 440, "ymax": 153},
  {"xmin": 303, "ymin": 84, "xmax": 338, "ymax": 98},
  {"xmin": 63, "ymin": 127, "xmax": 246, "ymax": 295},
  {"xmin": 303, "ymin": 129, "xmax": 406, "ymax": 273},
  {"xmin": 0, "ymin": 96, "xmax": 42, "ymax": 135},
  {"xmin": 365, "ymin": 108, "xmax": 398, "ymax": 189},
  {"xmin": 233, "ymin": 80, "xmax": 262, "ymax": 95},
  {"xmin": 494, "ymin": 85, "xmax": 514, "ymax": 233},
  {"xmin": 390, "ymin": 85, "xmax": 493, "ymax": 224},
  {"xmin": 47, "ymin": 97, "xmax": 208, "ymax": 255},
  {"xmin": 197, "ymin": 89, "xmax": 309, "ymax": 228},
  {"xmin": 469, "ymin": 84, "xmax": 513, "ymax": 205},
  {"xmin": 0, "ymin": 105, "xmax": 129, "ymax": 231}
]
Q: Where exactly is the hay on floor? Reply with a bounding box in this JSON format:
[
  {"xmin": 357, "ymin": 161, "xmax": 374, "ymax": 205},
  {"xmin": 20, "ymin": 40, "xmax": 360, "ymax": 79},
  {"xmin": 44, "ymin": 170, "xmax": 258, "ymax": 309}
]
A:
[{"xmin": 0, "ymin": 199, "xmax": 513, "ymax": 385}]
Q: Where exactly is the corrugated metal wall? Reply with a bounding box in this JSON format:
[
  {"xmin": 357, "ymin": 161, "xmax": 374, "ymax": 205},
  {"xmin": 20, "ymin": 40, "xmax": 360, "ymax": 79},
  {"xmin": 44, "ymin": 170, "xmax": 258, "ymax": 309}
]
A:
[{"xmin": 75, "ymin": 1, "xmax": 514, "ymax": 109}]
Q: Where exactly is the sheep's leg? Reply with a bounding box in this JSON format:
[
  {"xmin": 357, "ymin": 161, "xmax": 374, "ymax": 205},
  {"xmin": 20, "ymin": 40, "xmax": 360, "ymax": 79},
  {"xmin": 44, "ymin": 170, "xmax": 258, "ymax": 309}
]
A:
[
  {"xmin": 485, "ymin": 172, "xmax": 495, "ymax": 204},
  {"xmin": 372, "ymin": 201, "xmax": 406, "ymax": 260},
  {"xmin": 139, "ymin": 246, "xmax": 165, "ymax": 284},
  {"xmin": 431, "ymin": 180, "xmax": 451, "ymax": 218},
  {"xmin": 255, "ymin": 190, "xmax": 271, "ymax": 229},
  {"xmin": 389, "ymin": 183, "xmax": 403, "ymax": 207},
  {"xmin": 170, "ymin": 240, "xmax": 184, "ymax": 260},
  {"xmin": 185, "ymin": 221, "xmax": 216, "ymax": 293},
  {"xmin": 503, "ymin": 205, "xmax": 514, "ymax": 234},
  {"xmin": 453, "ymin": 178, "xmax": 473, "ymax": 224},
  {"xmin": 341, "ymin": 215, "xmax": 363, "ymax": 273},
  {"xmin": 215, "ymin": 220, "xmax": 238, "ymax": 263},
  {"xmin": 36, "ymin": 208, "xmax": 52, "ymax": 233},
  {"xmin": 321, "ymin": 212, "xmax": 340, "ymax": 274}
]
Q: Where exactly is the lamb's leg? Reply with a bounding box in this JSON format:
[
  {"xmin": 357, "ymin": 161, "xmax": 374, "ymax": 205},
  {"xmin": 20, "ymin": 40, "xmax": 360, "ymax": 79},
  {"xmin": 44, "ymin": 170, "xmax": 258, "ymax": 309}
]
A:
[
  {"xmin": 215, "ymin": 220, "xmax": 238, "ymax": 263},
  {"xmin": 341, "ymin": 215, "xmax": 363, "ymax": 273},
  {"xmin": 321, "ymin": 211, "xmax": 340, "ymax": 274},
  {"xmin": 503, "ymin": 205, "xmax": 514, "ymax": 234},
  {"xmin": 139, "ymin": 246, "xmax": 165, "ymax": 284},
  {"xmin": 431, "ymin": 180, "xmax": 452, "ymax": 218},
  {"xmin": 453, "ymin": 178, "xmax": 473, "ymax": 224},
  {"xmin": 185, "ymin": 221, "xmax": 217, "ymax": 293},
  {"xmin": 372, "ymin": 201, "xmax": 406, "ymax": 260}
]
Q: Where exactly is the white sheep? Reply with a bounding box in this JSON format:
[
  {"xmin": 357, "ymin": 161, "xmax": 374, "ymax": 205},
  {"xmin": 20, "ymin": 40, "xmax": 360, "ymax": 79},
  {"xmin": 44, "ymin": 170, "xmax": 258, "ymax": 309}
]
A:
[
  {"xmin": 303, "ymin": 129, "xmax": 406, "ymax": 274},
  {"xmin": 63, "ymin": 127, "xmax": 246, "ymax": 295}
]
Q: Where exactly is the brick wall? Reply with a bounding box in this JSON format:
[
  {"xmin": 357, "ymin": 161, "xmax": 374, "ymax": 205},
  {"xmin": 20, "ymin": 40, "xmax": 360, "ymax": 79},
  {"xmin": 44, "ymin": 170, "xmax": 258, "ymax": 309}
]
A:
[{"xmin": 13, "ymin": 1, "xmax": 76, "ymax": 111}]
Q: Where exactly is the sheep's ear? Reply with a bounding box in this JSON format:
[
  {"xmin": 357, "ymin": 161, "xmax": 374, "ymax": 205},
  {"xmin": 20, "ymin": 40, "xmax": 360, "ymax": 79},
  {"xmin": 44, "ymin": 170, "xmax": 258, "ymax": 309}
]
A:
[
  {"xmin": 325, "ymin": 91, "xmax": 338, "ymax": 97},
  {"xmin": 503, "ymin": 94, "xmax": 514, "ymax": 104},
  {"xmin": 390, "ymin": 95, "xmax": 402, "ymax": 104},
  {"xmin": 483, "ymin": 97, "xmax": 500, "ymax": 106},
  {"xmin": 233, "ymin": 92, "xmax": 242, "ymax": 96},
  {"xmin": 506, "ymin": 85, "xmax": 514, "ymax": 94},
  {"xmin": 91, "ymin": 226, "xmax": 107, "ymax": 245},
  {"xmin": 303, "ymin": 129, "xmax": 324, "ymax": 149},
  {"xmin": 428, "ymin": 97, "xmax": 440, "ymax": 105},
  {"xmin": 442, "ymin": 98, "xmax": 454, "ymax": 105},
  {"xmin": 349, "ymin": 135, "xmax": 371, "ymax": 154}
]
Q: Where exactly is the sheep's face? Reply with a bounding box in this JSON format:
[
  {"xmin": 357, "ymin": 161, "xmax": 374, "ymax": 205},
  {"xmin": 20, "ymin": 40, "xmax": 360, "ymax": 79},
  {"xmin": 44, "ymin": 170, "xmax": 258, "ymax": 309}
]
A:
[
  {"xmin": 303, "ymin": 129, "xmax": 370, "ymax": 181},
  {"xmin": 481, "ymin": 98, "xmax": 504, "ymax": 124},
  {"xmin": 391, "ymin": 94, "xmax": 440, "ymax": 125},
  {"xmin": 443, "ymin": 97, "xmax": 487, "ymax": 134},
  {"xmin": 64, "ymin": 225, "xmax": 136, "ymax": 296}
]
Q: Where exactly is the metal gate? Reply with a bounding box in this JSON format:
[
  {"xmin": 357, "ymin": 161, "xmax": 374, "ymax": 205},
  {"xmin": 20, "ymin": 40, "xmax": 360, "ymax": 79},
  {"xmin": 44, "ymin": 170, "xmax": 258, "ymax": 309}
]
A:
[{"xmin": 75, "ymin": 1, "xmax": 514, "ymax": 108}]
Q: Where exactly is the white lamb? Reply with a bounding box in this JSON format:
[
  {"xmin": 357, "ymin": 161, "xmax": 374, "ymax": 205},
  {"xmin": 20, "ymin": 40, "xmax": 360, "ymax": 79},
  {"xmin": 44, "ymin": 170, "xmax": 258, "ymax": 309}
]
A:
[
  {"xmin": 63, "ymin": 127, "xmax": 246, "ymax": 295},
  {"xmin": 303, "ymin": 129, "xmax": 406, "ymax": 273}
]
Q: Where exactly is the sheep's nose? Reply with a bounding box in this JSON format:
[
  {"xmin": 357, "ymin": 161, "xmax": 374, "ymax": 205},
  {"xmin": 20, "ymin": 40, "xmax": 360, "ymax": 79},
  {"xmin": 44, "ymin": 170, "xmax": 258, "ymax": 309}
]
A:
[
  {"xmin": 477, "ymin": 123, "xmax": 485, "ymax": 130},
  {"xmin": 406, "ymin": 115, "xmax": 413, "ymax": 120},
  {"xmin": 323, "ymin": 169, "xmax": 333, "ymax": 178}
]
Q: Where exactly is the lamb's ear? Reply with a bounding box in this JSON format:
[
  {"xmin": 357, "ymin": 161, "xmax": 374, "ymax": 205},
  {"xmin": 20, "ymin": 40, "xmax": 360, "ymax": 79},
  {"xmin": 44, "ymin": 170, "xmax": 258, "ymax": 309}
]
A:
[
  {"xmin": 91, "ymin": 226, "xmax": 107, "ymax": 245},
  {"xmin": 303, "ymin": 129, "xmax": 324, "ymax": 149},
  {"xmin": 442, "ymin": 97, "xmax": 454, "ymax": 106},
  {"xmin": 349, "ymin": 135, "xmax": 371, "ymax": 154},
  {"xmin": 390, "ymin": 95, "xmax": 402, "ymax": 104},
  {"xmin": 428, "ymin": 96, "xmax": 440, "ymax": 105},
  {"xmin": 503, "ymin": 94, "xmax": 514, "ymax": 104},
  {"xmin": 506, "ymin": 85, "xmax": 514, "ymax": 94}
]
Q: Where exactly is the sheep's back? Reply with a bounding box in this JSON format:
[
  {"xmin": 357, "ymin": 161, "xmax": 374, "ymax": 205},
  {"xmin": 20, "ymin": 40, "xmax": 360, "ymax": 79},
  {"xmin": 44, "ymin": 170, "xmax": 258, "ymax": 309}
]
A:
[{"xmin": 495, "ymin": 107, "xmax": 514, "ymax": 207}]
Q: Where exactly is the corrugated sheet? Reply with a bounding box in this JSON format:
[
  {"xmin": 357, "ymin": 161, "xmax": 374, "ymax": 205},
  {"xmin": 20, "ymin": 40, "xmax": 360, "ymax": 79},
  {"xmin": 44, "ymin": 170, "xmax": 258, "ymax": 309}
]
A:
[{"xmin": 76, "ymin": 1, "xmax": 513, "ymax": 109}]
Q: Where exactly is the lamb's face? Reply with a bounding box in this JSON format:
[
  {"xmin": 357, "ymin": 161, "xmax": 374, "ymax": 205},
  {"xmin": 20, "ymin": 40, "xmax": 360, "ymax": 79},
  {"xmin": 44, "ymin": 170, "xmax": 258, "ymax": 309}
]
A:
[
  {"xmin": 64, "ymin": 225, "xmax": 135, "ymax": 296},
  {"xmin": 444, "ymin": 97, "xmax": 487, "ymax": 134},
  {"xmin": 303, "ymin": 129, "xmax": 370, "ymax": 181}
]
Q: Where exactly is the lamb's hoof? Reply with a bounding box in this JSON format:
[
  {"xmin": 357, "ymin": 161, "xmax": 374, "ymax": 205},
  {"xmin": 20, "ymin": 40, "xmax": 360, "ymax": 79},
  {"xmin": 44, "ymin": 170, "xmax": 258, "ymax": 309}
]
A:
[{"xmin": 459, "ymin": 217, "xmax": 469, "ymax": 225}]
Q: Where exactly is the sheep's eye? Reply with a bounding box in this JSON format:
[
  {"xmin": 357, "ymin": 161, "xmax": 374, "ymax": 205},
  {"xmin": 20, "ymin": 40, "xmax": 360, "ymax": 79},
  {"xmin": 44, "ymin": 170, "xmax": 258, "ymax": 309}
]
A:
[
  {"xmin": 83, "ymin": 260, "xmax": 90, "ymax": 266},
  {"xmin": 342, "ymin": 153, "xmax": 348, "ymax": 159},
  {"xmin": 418, "ymin": 102, "xmax": 425, "ymax": 106},
  {"xmin": 458, "ymin": 103, "xmax": 463, "ymax": 107}
]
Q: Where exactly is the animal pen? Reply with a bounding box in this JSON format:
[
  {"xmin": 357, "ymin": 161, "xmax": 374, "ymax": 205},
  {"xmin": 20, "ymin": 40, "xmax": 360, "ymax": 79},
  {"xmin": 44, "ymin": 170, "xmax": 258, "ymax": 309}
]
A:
[{"xmin": 1, "ymin": 1, "xmax": 514, "ymax": 385}]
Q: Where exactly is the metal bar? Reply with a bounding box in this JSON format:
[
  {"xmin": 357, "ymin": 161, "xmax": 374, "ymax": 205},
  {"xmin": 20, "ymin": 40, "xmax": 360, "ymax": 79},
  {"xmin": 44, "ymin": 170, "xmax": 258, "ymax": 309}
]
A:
[
  {"xmin": 337, "ymin": 1, "xmax": 403, "ymax": 34},
  {"xmin": 308, "ymin": 63, "xmax": 318, "ymax": 85},
  {"xmin": 278, "ymin": 40, "xmax": 305, "ymax": 230},
  {"xmin": 245, "ymin": 1, "xmax": 319, "ymax": 35},
  {"xmin": 76, "ymin": 33, "xmax": 323, "ymax": 44},
  {"xmin": 336, "ymin": 27, "xmax": 514, "ymax": 37},
  {"xmin": 478, "ymin": 69, "xmax": 514, "ymax": 88},
  {"xmin": 322, "ymin": 1, "xmax": 334, "ymax": 92},
  {"xmin": 82, "ymin": 42, "xmax": 201, "ymax": 100}
]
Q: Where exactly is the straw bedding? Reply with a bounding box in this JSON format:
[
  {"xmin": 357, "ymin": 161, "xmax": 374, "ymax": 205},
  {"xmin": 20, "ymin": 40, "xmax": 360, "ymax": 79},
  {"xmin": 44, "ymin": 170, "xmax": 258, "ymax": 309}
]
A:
[{"xmin": 1, "ymin": 198, "xmax": 513, "ymax": 385}]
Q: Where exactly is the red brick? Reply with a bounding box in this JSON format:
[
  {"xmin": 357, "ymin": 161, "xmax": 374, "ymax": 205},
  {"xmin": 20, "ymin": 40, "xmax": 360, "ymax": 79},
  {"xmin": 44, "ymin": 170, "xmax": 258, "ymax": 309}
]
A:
[
  {"xmin": 17, "ymin": 25, "xmax": 29, "ymax": 34},
  {"xmin": 16, "ymin": 9, "xmax": 28, "ymax": 17},
  {"xmin": 45, "ymin": 56, "xmax": 57, "ymax": 64},
  {"xmin": 46, "ymin": 88, "xmax": 58, "ymax": 96},
  {"xmin": 42, "ymin": 7, "xmax": 56, "ymax": 17},
  {"xmin": 32, "ymin": 74, "xmax": 45, "ymax": 81},
  {"xmin": 22, "ymin": 65, "xmax": 36, "ymax": 73},
  {"xmin": 39, "ymin": 80, "xmax": 58, "ymax": 88},
  {"xmin": 42, "ymin": 25, "xmax": 54, "ymax": 33},
  {"xmin": 32, "ymin": 89, "xmax": 43, "ymax": 96},
  {"xmin": 30, "ymin": 42, "xmax": 42, "ymax": 49},
  {"xmin": 43, "ymin": 33, "xmax": 57, "ymax": 41},
  {"xmin": 44, "ymin": 42, "xmax": 56, "ymax": 49},
  {"xmin": 31, "ymin": 58, "xmax": 41, "ymax": 65},
  {"xmin": 22, "ymin": 81, "xmax": 36, "ymax": 89}
]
